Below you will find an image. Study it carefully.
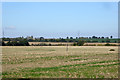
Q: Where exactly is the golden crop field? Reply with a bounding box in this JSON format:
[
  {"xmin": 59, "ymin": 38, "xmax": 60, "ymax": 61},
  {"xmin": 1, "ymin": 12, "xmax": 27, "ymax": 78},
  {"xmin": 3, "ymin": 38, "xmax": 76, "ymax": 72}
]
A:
[{"xmin": 2, "ymin": 46, "xmax": 118, "ymax": 78}]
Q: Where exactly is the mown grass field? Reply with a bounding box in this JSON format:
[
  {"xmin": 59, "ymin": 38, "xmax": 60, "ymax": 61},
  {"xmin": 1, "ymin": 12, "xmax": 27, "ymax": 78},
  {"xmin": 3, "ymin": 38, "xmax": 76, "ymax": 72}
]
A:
[{"xmin": 2, "ymin": 46, "xmax": 118, "ymax": 78}]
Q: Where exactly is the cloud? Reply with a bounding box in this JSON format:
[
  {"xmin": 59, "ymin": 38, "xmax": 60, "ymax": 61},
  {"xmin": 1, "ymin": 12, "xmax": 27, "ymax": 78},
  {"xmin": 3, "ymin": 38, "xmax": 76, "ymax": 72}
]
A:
[
  {"xmin": 101, "ymin": 2, "xmax": 116, "ymax": 10},
  {"xmin": 5, "ymin": 26, "xmax": 16, "ymax": 30}
]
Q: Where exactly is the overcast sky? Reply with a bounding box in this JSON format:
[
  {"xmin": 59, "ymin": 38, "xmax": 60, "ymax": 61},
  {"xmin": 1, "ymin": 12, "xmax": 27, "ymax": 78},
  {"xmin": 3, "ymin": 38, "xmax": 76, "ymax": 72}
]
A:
[{"xmin": 2, "ymin": 2, "xmax": 118, "ymax": 38}]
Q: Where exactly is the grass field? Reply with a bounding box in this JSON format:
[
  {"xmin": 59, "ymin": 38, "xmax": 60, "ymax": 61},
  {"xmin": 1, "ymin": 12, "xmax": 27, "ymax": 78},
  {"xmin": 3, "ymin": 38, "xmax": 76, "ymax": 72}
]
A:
[
  {"xmin": 29, "ymin": 42, "xmax": 119, "ymax": 46},
  {"xmin": 2, "ymin": 46, "xmax": 118, "ymax": 78}
]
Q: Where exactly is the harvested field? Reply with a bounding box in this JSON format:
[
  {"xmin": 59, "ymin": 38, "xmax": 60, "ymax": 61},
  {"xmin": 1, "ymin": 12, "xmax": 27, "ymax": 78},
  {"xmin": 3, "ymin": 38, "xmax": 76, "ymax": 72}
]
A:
[
  {"xmin": 2, "ymin": 46, "xmax": 118, "ymax": 78},
  {"xmin": 29, "ymin": 42, "xmax": 73, "ymax": 46},
  {"xmin": 29, "ymin": 42, "xmax": 118, "ymax": 46}
]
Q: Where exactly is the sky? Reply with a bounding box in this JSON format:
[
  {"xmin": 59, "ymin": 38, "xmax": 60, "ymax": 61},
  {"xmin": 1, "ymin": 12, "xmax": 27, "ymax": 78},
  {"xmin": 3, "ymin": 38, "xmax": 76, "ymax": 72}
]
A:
[{"xmin": 2, "ymin": 2, "xmax": 118, "ymax": 38}]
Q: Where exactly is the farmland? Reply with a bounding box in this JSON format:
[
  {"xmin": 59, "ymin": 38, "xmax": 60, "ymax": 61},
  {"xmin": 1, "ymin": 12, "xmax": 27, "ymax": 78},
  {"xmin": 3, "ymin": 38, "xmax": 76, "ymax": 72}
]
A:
[
  {"xmin": 2, "ymin": 46, "xmax": 118, "ymax": 78},
  {"xmin": 29, "ymin": 42, "xmax": 119, "ymax": 46}
]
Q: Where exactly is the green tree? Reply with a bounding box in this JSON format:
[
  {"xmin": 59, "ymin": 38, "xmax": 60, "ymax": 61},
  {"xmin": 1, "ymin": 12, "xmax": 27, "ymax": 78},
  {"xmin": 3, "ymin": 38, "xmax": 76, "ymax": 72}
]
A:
[
  {"xmin": 19, "ymin": 39, "xmax": 30, "ymax": 46},
  {"xmin": 73, "ymin": 42, "xmax": 77, "ymax": 46},
  {"xmin": 77, "ymin": 40, "xmax": 85, "ymax": 46},
  {"xmin": 105, "ymin": 43, "xmax": 111, "ymax": 46},
  {"xmin": 6, "ymin": 41, "xmax": 12, "ymax": 46},
  {"xmin": 2, "ymin": 41, "xmax": 5, "ymax": 46}
]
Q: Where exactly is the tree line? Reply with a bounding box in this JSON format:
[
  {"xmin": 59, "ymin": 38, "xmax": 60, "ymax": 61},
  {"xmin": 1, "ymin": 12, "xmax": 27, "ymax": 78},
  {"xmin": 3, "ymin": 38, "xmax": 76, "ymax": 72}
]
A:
[
  {"xmin": 2, "ymin": 39, "xmax": 85, "ymax": 46},
  {"xmin": 2, "ymin": 35, "xmax": 116, "ymax": 43},
  {"xmin": 2, "ymin": 39, "xmax": 30, "ymax": 46}
]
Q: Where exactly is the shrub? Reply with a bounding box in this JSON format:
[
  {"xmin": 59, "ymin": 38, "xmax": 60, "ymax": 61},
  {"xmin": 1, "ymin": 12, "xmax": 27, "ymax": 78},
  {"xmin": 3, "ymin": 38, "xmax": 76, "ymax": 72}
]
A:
[
  {"xmin": 105, "ymin": 43, "xmax": 117, "ymax": 46},
  {"xmin": 77, "ymin": 40, "xmax": 85, "ymax": 46},
  {"xmin": 109, "ymin": 49, "xmax": 115, "ymax": 51},
  {"xmin": 5, "ymin": 39, "xmax": 30, "ymax": 46},
  {"xmin": 49, "ymin": 43, "xmax": 51, "ymax": 46},
  {"xmin": 39, "ymin": 43, "xmax": 47, "ymax": 46},
  {"xmin": 73, "ymin": 42, "xmax": 77, "ymax": 46},
  {"xmin": 105, "ymin": 43, "xmax": 111, "ymax": 46},
  {"xmin": 110, "ymin": 44, "xmax": 117, "ymax": 46},
  {"xmin": 2, "ymin": 41, "xmax": 5, "ymax": 46},
  {"xmin": 97, "ymin": 44, "xmax": 104, "ymax": 46},
  {"xmin": 84, "ymin": 44, "xmax": 96, "ymax": 46}
]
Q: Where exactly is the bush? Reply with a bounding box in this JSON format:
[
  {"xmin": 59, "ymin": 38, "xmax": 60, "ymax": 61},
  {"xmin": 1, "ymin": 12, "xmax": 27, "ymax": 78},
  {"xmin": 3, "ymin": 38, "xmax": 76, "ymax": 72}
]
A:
[
  {"xmin": 105, "ymin": 43, "xmax": 117, "ymax": 46},
  {"xmin": 49, "ymin": 43, "xmax": 51, "ymax": 46},
  {"xmin": 73, "ymin": 42, "xmax": 77, "ymax": 46},
  {"xmin": 5, "ymin": 39, "xmax": 30, "ymax": 46},
  {"xmin": 84, "ymin": 44, "xmax": 96, "ymax": 46},
  {"xmin": 77, "ymin": 40, "xmax": 85, "ymax": 46},
  {"xmin": 97, "ymin": 44, "xmax": 104, "ymax": 46},
  {"xmin": 105, "ymin": 43, "xmax": 111, "ymax": 46},
  {"xmin": 2, "ymin": 41, "xmax": 5, "ymax": 46},
  {"xmin": 39, "ymin": 43, "xmax": 47, "ymax": 46},
  {"xmin": 110, "ymin": 44, "xmax": 117, "ymax": 46},
  {"xmin": 19, "ymin": 39, "xmax": 30, "ymax": 46},
  {"xmin": 6, "ymin": 41, "xmax": 13, "ymax": 46},
  {"xmin": 109, "ymin": 49, "xmax": 115, "ymax": 51}
]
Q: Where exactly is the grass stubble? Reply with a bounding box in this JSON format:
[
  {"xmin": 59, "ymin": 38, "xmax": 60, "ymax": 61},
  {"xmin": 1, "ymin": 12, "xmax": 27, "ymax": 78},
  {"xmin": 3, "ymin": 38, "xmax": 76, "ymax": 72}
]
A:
[{"xmin": 2, "ymin": 46, "xmax": 118, "ymax": 78}]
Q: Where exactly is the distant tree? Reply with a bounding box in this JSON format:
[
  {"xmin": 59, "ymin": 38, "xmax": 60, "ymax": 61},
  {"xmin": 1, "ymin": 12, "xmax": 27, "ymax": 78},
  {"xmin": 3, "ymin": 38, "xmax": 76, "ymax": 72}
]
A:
[
  {"xmin": 44, "ymin": 39, "xmax": 48, "ymax": 42},
  {"xmin": 23, "ymin": 39, "xmax": 30, "ymax": 46},
  {"xmin": 31, "ymin": 36, "xmax": 33, "ymax": 39},
  {"xmin": 40, "ymin": 37, "xmax": 44, "ymax": 42},
  {"xmin": 2, "ymin": 41, "xmax": 5, "ymax": 46},
  {"xmin": 110, "ymin": 36, "xmax": 113, "ymax": 39},
  {"xmin": 28, "ymin": 39, "xmax": 33, "ymax": 42},
  {"xmin": 70, "ymin": 37, "xmax": 73, "ymax": 39},
  {"xmin": 77, "ymin": 40, "xmax": 85, "ymax": 46},
  {"xmin": 49, "ymin": 43, "xmax": 51, "ymax": 46},
  {"xmin": 66, "ymin": 37, "xmax": 69, "ymax": 39},
  {"xmin": 106, "ymin": 37, "xmax": 109, "ymax": 39},
  {"xmin": 19, "ymin": 39, "xmax": 29, "ymax": 46},
  {"xmin": 76, "ymin": 37, "xmax": 78, "ymax": 39},
  {"xmin": 105, "ymin": 43, "xmax": 111, "ymax": 46},
  {"xmin": 69, "ymin": 40, "xmax": 73, "ymax": 42},
  {"xmin": 73, "ymin": 42, "xmax": 77, "ymax": 46},
  {"xmin": 56, "ymin": 39, "xmax": 60, "ymax": 42},
  {"xmin": 102, "ymin": 41, "xmax": 105, "ymax": 43},
  {"xmin": 6, "ymin": 41, "xmax": 12, "ymax": 46},
  {"xmin": 92, "ymin": 36, "xmax": 97, "ymax": 39},
  {"xmin": 106, "ymin": 39, "xmax": 110, "ymax": 43},
  {"xmin": 89, "ymin": 37, "xmax": 91, "ymax": 39},
  {"xmin": 60, "ymin": 38, "xmax": 66, "ymax": 42},
  {"xmin": 11, "ymin": 41, "xmax": 18, "ymax": 46},
  {"xmin": 101, "ymin": 37, "xmax": 104, "ymax": 39}
]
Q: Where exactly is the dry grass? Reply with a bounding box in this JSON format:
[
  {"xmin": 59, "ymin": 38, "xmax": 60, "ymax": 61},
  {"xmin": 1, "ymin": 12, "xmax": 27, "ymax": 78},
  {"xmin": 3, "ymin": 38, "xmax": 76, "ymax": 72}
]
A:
[
  {"xmin": 29, "ymin": 42, "xmax": 118, "ymax": 46},
  {"xmin": 4, "ymin": 41, "xmax": 118, "ymax": 46},
  {"xmin": 2, "ymin": 46, "xmax": 118, "ymax": 78}
]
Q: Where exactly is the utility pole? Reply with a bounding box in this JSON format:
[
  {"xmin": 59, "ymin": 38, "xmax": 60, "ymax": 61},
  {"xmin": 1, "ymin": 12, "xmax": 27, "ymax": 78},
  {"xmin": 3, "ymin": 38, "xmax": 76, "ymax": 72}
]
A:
[
  {"xmin": 66, "ymin": 37, "xmax": 69, "ymax": 51},
  {"xmin": 78, "ymin": 31, "xmax": 80, "ymax": 38},
  {"xmin": 66, "ymin": 41, "xmax": 68, "ymax": 51},
  {"xmin": 3, "ymin": 28, "xmax": 4, "ymax": 38}
]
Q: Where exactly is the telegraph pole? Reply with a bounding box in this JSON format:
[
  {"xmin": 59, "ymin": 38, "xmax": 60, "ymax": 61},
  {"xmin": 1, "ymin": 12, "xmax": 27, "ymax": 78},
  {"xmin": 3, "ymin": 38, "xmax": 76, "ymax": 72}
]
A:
[
  {"xmin": 78, "ymin": 31, "xmax": 80, "ymax": 38},
  {"xmin": 66, "ymin": 41, "xmax": 68, "ymax": 51},
  {"xmin": 3, "ymin": 27, "xmax": 4, "ymax": 38},
  {"xmin": 66, "ymin": 37, "xmax": 68, "ymax": 51}
]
